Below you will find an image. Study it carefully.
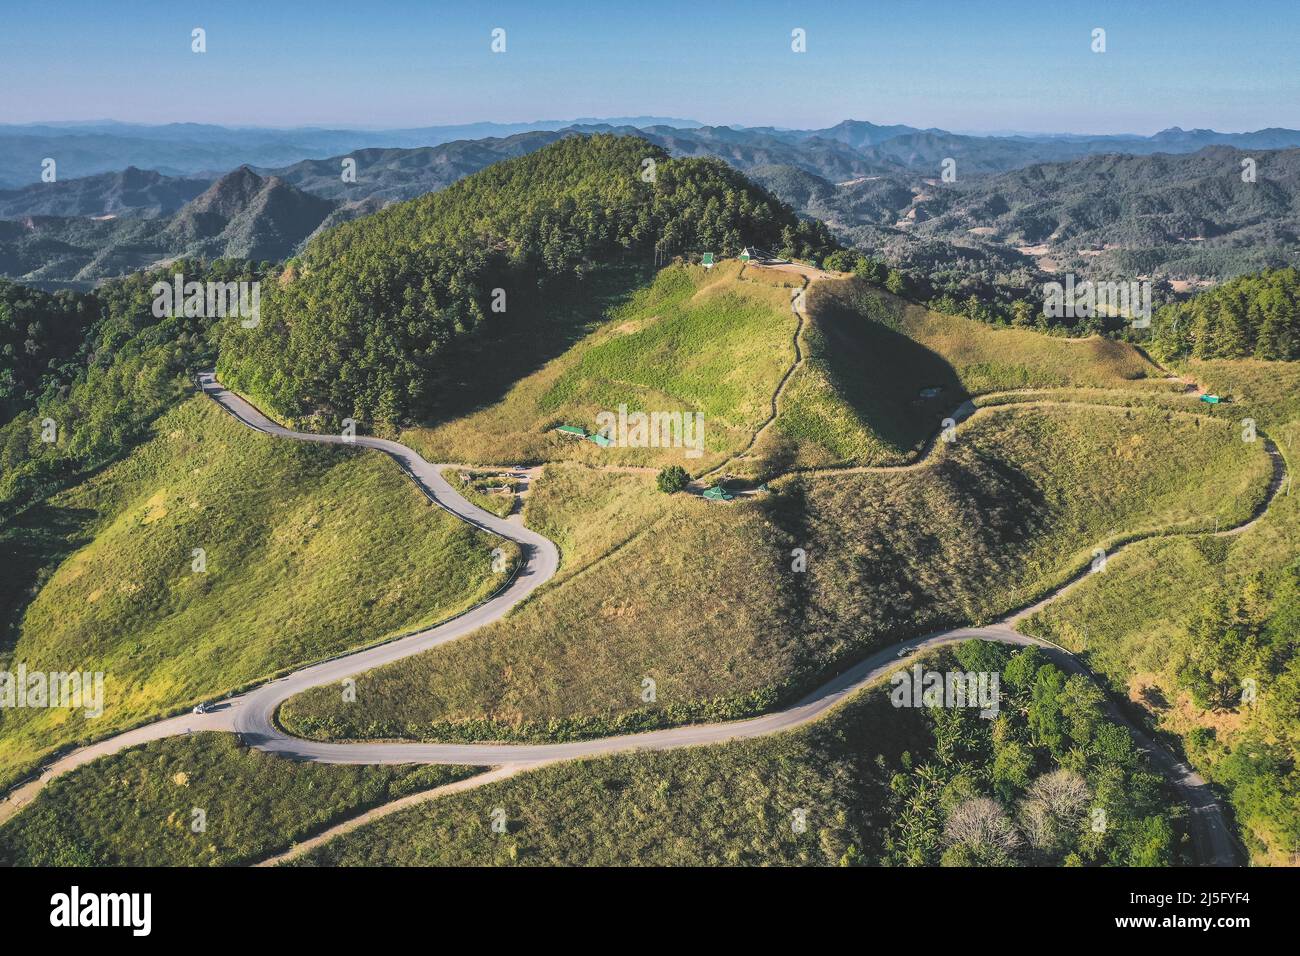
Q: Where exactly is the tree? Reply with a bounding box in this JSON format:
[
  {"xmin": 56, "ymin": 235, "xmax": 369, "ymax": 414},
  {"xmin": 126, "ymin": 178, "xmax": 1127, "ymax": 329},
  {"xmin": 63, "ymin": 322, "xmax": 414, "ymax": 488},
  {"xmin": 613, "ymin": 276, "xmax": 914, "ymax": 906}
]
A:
[
  {"xmin": 656, "ymin": 465, "xmax": 689, "ymax": 494},
  {"xmin": 885, "ymin": 269, "xmax": 908, "ymax": 296},
  {"xmin": 1027, "ymin": 664, "xmax": 1068, "ymax": 754},
  {"xmin": 1011, "ymin": 300, "xmax": 1034, "ymax": 327},
  {"xmin": 991, "ymin": 737, "xmax": 1034, "ymax": 802},
  {"xmin": 821, "ymin": 250, "xmax": 855, "ymax": 272},
  {"xmin": 1019, "ymin": 769, "xmax": 1090, "ymax": 853},
  {"xmin": 943, "ymin": 797, "xmax": 1022, "ymax": 864},
  {"xmin": 853, "ymin": 257, "xmax": 887, "ymax": 285}
]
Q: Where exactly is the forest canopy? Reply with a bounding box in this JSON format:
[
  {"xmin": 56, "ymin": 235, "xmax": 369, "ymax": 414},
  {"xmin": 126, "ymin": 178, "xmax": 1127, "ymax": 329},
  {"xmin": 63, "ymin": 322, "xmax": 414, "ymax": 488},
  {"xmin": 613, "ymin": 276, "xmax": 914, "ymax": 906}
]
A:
[{"xmin": 1152, "ymin": 267, "xmax": 1300, "ymax": 361}]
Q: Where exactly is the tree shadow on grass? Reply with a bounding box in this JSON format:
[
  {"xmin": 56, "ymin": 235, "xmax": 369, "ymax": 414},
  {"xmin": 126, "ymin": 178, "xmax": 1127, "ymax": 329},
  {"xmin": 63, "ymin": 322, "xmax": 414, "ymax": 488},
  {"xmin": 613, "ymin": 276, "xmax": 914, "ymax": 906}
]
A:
[
  {"xmin": 0, "ymin": 500, "xmax": 97, "ymax": 653},
  {"xmin": 808, "ymin": 280, "xmax": 967, "ymax": 459},
  {"xmin": 413, "ymin": 262, "xmax": 654, "ymax": 428}
]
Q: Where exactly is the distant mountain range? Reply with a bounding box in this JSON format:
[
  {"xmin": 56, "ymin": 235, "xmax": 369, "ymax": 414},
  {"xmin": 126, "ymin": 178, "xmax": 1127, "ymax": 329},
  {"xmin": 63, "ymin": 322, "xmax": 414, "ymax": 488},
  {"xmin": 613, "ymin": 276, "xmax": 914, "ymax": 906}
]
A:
[
  {"xmin": 0, "ymin": 119, "xmax": 702, "ymax": 189},
  {"xmin": 0, "ymin": 167, "xmax": 354, "ymax": 285},
  {"xmin": 4, "ymin": 118, "xmax": 1299, "ymax": 191},
  {"xmin": 2, "ymin": 120, "xmax": 1298, "ymax": 287},
  {"xmin": 0, "ymin": 166, "xmax": 211, "ymax": 219},
  {"xmin": 745, "ymin": 147, "xmax": 1300, "ymax": 284}
]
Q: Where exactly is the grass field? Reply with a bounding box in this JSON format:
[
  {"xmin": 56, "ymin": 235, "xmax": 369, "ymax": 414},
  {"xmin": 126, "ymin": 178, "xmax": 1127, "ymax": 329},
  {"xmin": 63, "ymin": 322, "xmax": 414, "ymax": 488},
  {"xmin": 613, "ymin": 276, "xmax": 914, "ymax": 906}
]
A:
[
  {"xmin": 0, "ymin": 733, "xmax": 477, "ymax": 866},
  {"xmin": 279, "ymin": 402, "xmax": 1270, "ymax": 745},
  {"xmin": 0, "ymin": 396, "xmax": 512, "ymax": 790},
  {"xmin": 401, "ymin": 262, "xmax": 797, "ymax": 472},
  {"xmin": 286, "ymin": 642, "xmax": 1180, "ymax": 867},
  {"xmin": 517, "ymin": 463, "xmax": 665, "ymax": 585},
  {"xmin": 1183, "ymin": 358, "xmax": 1300, "ymax": 429},
  {"xmin": 1021, "ymin": 360, "xmax": 1300, "ymax": 864},
  {"xmin": 766, "ymin": 279, "xmax": 1179, "ymax": 473}
]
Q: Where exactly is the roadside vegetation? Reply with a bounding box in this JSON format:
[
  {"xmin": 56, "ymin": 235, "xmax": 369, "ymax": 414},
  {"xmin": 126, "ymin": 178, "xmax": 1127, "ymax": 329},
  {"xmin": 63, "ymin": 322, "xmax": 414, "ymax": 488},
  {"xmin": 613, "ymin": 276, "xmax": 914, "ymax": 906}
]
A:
[
  {"xmin": 0, "ymin": 733, "xmax": 477, "ymax": 866},
  {"xmin": 440, "ymin": 468, "xmax": 516, "ymax": 518},
  {"xmin": 289, "ymin": 642, "xmax": 1181, "ymax": 867},
  {"xmin": 280, "ymin": 402, "xmax": 1269, "ymax": 745},
  {"xmin": 0, "ymin": 396, "xmax": 512, "ymax": 791},
  {"xmin": 1023, "ymin": 360, "xmax": 1299, "ymax": 864}
]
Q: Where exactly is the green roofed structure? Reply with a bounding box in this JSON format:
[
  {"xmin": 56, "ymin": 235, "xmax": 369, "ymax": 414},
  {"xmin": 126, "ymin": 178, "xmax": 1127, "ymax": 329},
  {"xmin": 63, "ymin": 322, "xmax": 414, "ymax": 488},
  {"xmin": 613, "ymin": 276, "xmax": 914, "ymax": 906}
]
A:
[
  {"xmin": 702, "ymin": 485, "xmax": 734, "ymax": 501},
  {"xmin": 588, "ymin": 432, "xmax": 614, "ymax": 448},
  {"xmin": 556, "ymin": 425, "xmax": 587, "ymax": 437}
]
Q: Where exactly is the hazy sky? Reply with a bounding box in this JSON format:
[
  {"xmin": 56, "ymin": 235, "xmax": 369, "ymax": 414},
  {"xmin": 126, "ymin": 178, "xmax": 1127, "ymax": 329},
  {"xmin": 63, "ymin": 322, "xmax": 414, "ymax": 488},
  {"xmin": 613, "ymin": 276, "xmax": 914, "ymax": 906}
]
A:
[{"xmin": 3, "ymin": 0, "xmax": 1297, "ymax": 133}]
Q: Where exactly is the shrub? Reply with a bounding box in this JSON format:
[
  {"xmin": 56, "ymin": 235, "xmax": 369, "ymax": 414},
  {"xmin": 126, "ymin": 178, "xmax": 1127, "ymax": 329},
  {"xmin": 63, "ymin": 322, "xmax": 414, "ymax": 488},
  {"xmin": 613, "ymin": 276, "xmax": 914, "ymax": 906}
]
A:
[{"xmin": 656, "ymin": 465, "xmax": 689, "ymax": 494}]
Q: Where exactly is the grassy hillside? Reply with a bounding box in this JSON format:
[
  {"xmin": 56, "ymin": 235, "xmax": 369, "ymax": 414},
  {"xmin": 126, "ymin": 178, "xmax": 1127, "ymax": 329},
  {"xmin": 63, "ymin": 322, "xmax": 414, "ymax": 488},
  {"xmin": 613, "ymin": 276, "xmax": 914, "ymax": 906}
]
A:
[
  {"xmin": 402, "ymin": 262, "xmax": 796, "ymax": 470},
  {"xmin": 764, "ymin": 278, "xmax": 1175, "ymax": 471},
  {"xmin": 1022, "ymin": 360, "xmax": 1300, "ymax": 864},
  {"xmin": 404, "ymin": 268, "xmax": 1180, "ymax": 481},
  {"xmin": 287, "ymin": 642, "xmax": 1181, "ymax": 867},
  {"xmin": 0, "ymin": 733, "xmax": 476, "ymax": 866},
  {"xmin": 0, "ymin": 396, "xmax": 512, "ymax": 789},
  {"xmin": 280, "ymin": 402, "xmax": 1270, "ymax": 744}
]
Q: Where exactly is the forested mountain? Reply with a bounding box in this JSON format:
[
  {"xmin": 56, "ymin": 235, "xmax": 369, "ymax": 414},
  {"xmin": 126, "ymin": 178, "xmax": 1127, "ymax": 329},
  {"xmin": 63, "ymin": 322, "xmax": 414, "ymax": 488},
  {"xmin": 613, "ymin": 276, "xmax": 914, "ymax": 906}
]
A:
[
  {"xmin": 0, "ymin": 168, "xmax": 353, "ymax": 286},
  {"xmin": 1152, "ymin": 267, "xmax": 1300, "ymax": 361},
  {"xmin": 217, "ymin": 134, "xmax": 837, "ymax": 430},
  {"xmin": 751, "ymin": 147, "xmax": 1300, "ymax": 288},
  {"xmin": 161, "ymin": 167, "xmax": 336, "ymax": 260},
  {"xmin": 791, "ymin": 119, "xmax": 933, "ymax": 148},
  {"xmin": 913, "ymin": 146, "xmax": 1300, "ymax": 250},
  {"xmin": 601, "ymin": 124, "xmax": 889, "ymax": 182},
  {"xmin": 0, "ymin": 259, "xmax": 263, "ymax": 508}
]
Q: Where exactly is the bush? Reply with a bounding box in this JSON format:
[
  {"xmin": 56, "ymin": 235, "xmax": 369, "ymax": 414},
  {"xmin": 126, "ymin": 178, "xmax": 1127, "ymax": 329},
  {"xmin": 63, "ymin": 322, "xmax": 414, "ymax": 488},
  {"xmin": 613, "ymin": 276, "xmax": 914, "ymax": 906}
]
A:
[{"xmin": 656, "ymin": 465, "xmax": 689, "ymax": 494}]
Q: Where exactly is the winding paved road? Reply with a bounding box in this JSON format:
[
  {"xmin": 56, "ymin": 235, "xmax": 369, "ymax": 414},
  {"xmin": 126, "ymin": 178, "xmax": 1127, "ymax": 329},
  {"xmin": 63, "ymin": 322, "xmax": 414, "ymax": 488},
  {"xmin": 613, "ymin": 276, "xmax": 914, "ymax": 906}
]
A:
[{"xmin": 2, "ymin": 368, "xmax": 1277, "ymax": 867}]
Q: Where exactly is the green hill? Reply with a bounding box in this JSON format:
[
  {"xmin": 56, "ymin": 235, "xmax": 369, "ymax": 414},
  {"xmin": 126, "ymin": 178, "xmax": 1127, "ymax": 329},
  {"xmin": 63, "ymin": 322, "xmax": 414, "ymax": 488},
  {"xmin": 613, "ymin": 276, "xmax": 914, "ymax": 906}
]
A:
[
  {"xmin": 401, "ymin": 260, "xmax": 801, "ymax": 470},
  {"xmin": 0, "ymin": 396, "xmax": 511, "ymax": 789},
  {"xmin": 281, "ymin": 398, "xmax": 1270, "ymax": 746},
  {"xmin": 2, "ymin": 642, "xmax": 1182, "ymax": 867},
  {"xmin": 1022, "ymin": 363, "xmax": 1300, "ymax": 865},
  {"xmin": 215, "ymin": 134, "xmax": 836, "ymax": 432}
]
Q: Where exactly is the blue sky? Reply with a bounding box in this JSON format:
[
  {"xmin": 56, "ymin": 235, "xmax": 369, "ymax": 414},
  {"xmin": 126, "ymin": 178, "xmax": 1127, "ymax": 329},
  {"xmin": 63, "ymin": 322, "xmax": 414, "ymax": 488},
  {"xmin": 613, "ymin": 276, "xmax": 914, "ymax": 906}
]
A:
[{"xmin": 2, "ymin": 0, "xmax": 1297, "ymax": 133}]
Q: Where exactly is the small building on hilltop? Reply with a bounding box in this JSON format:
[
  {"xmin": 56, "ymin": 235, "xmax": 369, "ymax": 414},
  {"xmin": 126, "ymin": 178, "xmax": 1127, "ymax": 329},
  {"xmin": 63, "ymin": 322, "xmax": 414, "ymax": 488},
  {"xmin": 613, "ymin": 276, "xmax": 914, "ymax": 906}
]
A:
[{"xmin": 739, "ymin": 246, "xmax": 789, "ymax": 265}]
